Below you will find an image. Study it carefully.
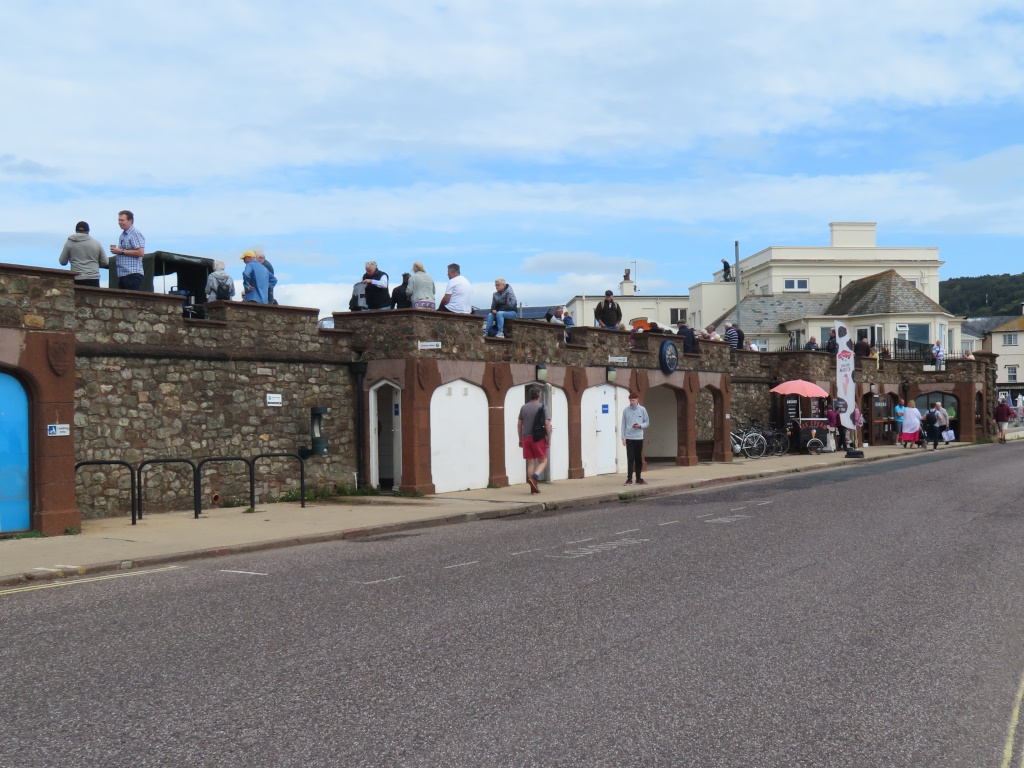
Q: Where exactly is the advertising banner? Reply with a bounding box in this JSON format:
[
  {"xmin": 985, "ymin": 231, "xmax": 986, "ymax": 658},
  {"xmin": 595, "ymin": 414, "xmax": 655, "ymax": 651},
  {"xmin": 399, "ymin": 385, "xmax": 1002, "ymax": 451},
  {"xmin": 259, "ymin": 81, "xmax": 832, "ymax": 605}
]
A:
[{"xmin": 834, "ymin": 320, "xmax": 856, "ymax": 430}]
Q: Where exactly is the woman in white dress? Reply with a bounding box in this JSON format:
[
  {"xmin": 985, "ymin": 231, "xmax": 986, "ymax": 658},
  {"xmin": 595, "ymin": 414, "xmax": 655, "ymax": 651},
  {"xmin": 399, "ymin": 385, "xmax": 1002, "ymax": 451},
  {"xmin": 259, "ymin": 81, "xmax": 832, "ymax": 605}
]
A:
[{"xmin": 900, "ymin": 399, "xmax": 923, "ymax": 448}]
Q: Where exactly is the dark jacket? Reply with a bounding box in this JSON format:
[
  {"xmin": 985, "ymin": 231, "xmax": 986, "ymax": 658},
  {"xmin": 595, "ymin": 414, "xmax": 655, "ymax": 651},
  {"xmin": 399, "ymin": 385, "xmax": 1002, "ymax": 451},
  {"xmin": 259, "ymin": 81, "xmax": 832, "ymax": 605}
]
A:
[
  {"xmin": 490, "ymin": 285, "xmax": 518, "ymax": 313},
  {"xmin": 391, "ymin": 280, "xmax": 412, "ymax": 309},
  {"xmin": 363, "ymin": 269, "xmax": 390, "ymax": 309},
  {"xmin": 677, "ymin": 325, "xmax": 697, "ymax": 353},
  {"xmin": 803, "ymin": 341, "xmax": 819, "ymax": 351},
  {"xmin": 854, "ymin": 338, "xmax": 871, "ymax": 357},
  {"xmin": 825, "ymin": 335, "xmax": 839, "ymax": 355},
  {"xmin": 594, "ymin": 299, "xmax": 622, "ymax": 327}
]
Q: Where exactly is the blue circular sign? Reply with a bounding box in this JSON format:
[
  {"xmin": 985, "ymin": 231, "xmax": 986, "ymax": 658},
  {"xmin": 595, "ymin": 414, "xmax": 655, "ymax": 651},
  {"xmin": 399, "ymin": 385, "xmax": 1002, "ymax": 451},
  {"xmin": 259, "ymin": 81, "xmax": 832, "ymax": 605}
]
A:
[{"xmin": 659, "ymin": 339, "xmax": 680, "ymax": 374}]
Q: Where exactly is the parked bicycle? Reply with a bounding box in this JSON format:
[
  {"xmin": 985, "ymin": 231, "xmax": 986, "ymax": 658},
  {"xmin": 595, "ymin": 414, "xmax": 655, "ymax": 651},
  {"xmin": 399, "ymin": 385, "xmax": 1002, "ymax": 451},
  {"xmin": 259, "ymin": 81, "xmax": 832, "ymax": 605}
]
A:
[{"xmin": 730, "ymin": 419, "xmax": 767, "ymax": 459}]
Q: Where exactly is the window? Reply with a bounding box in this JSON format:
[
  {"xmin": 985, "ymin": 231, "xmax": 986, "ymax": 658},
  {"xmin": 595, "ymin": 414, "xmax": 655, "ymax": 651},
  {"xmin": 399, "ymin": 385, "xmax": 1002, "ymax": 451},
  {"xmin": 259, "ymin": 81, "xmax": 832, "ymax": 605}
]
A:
[
  {"xmin": 1004, "ymin": 333, "xmax": 1019, "ymax": 346},
  {"xmin": 908, "ymin": 280, "xmax": 918, "ymax": 288},
  {"xmin": 783, "ymin": 278, "xmax": 809, "ymax": 291},
  {"xmin": 1010, "ymin": 366, "xmax": 1019, "ymax": 383},
  {"xmin": 670, "ymin": 308, "xmax": 687, "ymax": 325}
]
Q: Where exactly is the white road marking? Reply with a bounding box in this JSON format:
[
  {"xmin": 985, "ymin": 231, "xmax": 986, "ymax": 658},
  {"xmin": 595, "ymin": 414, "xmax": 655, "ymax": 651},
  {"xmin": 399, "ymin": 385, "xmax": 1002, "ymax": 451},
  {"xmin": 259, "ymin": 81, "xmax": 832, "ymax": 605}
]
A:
[
  {"xmin": 730, "ymin": 507, "xmax": 747, "ymax": 512},
  {"xmin": 356, "ymin": 576, "xmax": 404, "ymax": 585},
  {"xmin": 567, "ymin": 538, "xmax": 594, "ymax": 544},
  {"xmin": 756, "ymin": 501, "xmax": 773, "ymax": 506},
  {"xmin": 615, "ymin": 529, "xmax": 640, "ymax": 535},
  {"xmin": 0, "ymin": 566, "xmax": 184, "ymax": 596},
  {"xmin": 658, "ymin": 520, "xmax": 680, "ymax": 526},
  {"xmin": 444, "ymin": 561, "xmax": 479, "ymax": 569},
  {"xmin": 549, "ymin": 537, "xmax": 651, "ymax": 558},
  {"xmin": 705, "ymin": 514, "xmax": 752, "ymax": 524},
  {"xmin": 510, "ymin": 548, "xmax": 542, "ymax": 556},
  {"xmin": 219, "ymin": 569, "xmax": 269, "ymax": 576},
  {"xmin": 697, "ymin": 513, "xmax": 714, "ymax": 518}
]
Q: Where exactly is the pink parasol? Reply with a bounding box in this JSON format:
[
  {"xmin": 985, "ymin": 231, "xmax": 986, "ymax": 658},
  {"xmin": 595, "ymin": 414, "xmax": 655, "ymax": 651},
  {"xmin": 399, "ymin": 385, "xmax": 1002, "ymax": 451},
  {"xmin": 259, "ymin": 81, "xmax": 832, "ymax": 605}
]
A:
[{"xmin": 770, "ymin": 379, "xmax": 830, "ymax": 398}]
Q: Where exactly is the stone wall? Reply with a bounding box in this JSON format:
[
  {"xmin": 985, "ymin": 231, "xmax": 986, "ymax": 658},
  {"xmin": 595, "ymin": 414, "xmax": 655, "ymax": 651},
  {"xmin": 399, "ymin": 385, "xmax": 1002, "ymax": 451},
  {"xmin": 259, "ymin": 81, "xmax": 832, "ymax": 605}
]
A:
[{"xmin": 73, "ymin": 290, "xmax": 358, "ymax": 516}]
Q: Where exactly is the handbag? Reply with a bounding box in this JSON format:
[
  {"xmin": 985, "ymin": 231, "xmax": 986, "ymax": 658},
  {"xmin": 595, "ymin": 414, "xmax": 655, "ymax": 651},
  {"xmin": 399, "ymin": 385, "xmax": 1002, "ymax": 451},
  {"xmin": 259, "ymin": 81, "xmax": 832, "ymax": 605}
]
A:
[{"xmin": 941, "ymin": 428, "xmax": 955, "ymax": 442}]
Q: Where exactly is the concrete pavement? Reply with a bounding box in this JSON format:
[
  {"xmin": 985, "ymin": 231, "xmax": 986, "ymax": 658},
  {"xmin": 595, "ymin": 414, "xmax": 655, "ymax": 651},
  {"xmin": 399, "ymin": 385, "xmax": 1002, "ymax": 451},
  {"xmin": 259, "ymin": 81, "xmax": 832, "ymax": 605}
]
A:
[{"xmin": 0, "ymin": 434, "xmax": 1010, "ymax": 587}]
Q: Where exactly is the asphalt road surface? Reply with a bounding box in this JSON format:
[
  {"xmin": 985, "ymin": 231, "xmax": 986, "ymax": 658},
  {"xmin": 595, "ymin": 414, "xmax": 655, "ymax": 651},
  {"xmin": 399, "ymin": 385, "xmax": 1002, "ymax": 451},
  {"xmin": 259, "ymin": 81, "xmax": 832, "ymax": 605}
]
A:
[{"xmin": 4, "ymin": 444, "xmax": 1024, "ymax": 767}]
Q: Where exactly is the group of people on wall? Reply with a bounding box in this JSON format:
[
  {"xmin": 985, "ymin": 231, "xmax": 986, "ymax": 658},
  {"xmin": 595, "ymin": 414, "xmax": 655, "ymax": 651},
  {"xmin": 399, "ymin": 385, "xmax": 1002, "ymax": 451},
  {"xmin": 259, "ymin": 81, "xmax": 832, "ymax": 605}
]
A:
[{"xmin": 58, "ymin": 213, "xmax": 281, "ymax": 305}]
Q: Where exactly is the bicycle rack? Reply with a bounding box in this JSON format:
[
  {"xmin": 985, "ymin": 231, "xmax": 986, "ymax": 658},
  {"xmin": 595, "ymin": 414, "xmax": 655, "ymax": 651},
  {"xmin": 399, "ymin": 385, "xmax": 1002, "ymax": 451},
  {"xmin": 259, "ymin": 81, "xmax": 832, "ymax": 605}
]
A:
[
  {"xmin": 253, "ymin": 453, "xmax": 306, "ymax": 508},
  {"xmin": 137, "ymin": 458, "xmax": 199, "ymax": 519},
  {"xmin": 75, "ymin": 460, "xmax": 138, "ymax": 525},
  {"xmin": 196, "ymin": 457, "xmax": 255, "ymax": 514}
]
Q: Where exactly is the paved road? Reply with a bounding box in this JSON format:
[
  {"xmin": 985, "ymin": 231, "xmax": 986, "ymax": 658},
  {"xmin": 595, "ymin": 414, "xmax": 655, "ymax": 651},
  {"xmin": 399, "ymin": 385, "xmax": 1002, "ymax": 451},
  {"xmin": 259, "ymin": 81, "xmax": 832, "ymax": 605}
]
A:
[{"xmin": 4, "ymin": 444, "xmax": 1024, "ymax": 767}]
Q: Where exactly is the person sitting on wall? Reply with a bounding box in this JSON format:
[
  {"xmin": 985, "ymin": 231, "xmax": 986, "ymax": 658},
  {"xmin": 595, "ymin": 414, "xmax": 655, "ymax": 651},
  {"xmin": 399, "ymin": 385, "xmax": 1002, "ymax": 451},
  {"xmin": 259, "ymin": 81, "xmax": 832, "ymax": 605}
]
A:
[
  {"xmin": 406, "ymin": 261, "xmax": 436, "ymax": 309},
  {"xmin": 361, "ymin": 260, "xmax": 391, "ymax": 310},
  {"xmin": 205, "ymin": 260, "xmax": 235, "ymax": 302},
  {"xmin": 746, "ymin": 339, "xmax": 759, "ymax": 351},
  {"xmin": 702, "ymin": 325, "xmax": 722, "ymax": 341},
  {"xmin": 803, "ymin": 336, "xmax": 819, "ymax": 351},
  {"xmin": 59, "ymin": 220, "xmax": 108, "ymax": 287},
  {"xmin": 676, "ymin": 320, "xmax": 697, "ymax": 353},
  {"xmin": 594, "ymin": 290, "xmax": 622, "ymax": 329},
  {"xmin": 391, "ymin": 272, "xmax": 413, "ymax": 309},
  {"xmin": 437, "ymin": 263, "xmax": 472, "ymax": 313},
  {"xmin": 545, "ymin": 305, "xmax": 574, "ymax": 343},
  {"xmin": 240, "ymin": 250, "xmax": 276, "ymax": 304},
  {"xmin": 485, "ymin": 278, "xmax": 518, "ymax": 338}
]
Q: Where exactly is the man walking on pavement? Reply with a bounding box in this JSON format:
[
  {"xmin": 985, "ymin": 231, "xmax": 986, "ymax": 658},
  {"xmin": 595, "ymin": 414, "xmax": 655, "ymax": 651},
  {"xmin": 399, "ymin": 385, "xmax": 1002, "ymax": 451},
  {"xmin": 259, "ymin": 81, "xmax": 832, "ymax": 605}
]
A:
[
  {"xmin": 622, "ymin": 391, "xmax": 650, "ymax": 486},
  {"xmin": 518, "ymin": 387, "xmax": 551, "ymax": 493}
]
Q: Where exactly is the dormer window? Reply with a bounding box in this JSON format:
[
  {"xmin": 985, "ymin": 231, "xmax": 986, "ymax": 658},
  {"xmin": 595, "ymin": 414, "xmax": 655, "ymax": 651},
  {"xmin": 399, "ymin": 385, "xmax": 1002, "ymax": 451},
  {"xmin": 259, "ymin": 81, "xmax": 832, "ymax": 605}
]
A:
[{"xmin": 783, "ymin": 278, "xmax": 809, "ymax": 292}]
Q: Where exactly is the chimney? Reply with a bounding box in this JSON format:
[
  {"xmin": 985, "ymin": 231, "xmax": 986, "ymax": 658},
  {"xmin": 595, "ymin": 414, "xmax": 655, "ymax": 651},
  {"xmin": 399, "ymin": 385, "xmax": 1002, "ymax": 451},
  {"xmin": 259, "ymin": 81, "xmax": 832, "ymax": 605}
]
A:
[{"xmin": 620, "ymin": 268, "xmax": 635, "ymax": 297}]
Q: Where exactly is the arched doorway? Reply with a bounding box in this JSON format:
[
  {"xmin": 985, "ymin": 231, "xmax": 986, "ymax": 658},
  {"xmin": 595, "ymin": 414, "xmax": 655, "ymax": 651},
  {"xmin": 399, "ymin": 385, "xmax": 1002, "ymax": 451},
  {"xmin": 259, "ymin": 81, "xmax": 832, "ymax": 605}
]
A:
[
  {"xmin": 644, "ymin": 386, "xmax": 678, "ymax": 464},
  {"xmin": 0, "ymin": 371, "xmax": 30, "ymax": 533},
  {"xmin": 503, "ymin": 384, "xmax": 569, "ymax": 487},
  {"xmin": 369, "ymin": 381, "xmax": 402, "ymax": 490},
  {"xmin": 430, "ymin": 379, "xmax": 489, "ymax": 493},
  {"xmin": 580, "ymin": 384, "xmax": 620, "ymax": 476},
  {"xmin": 918, "ymin": 391, "xmax": 961, "ymax": 440}
]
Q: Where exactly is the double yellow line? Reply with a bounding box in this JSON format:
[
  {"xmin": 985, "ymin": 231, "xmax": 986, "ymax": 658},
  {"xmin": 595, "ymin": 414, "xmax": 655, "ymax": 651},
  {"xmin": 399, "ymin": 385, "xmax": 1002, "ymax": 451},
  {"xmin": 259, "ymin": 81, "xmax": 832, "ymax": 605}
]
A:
[{"xmin": 0, "ymin": 565, "xmax": 184, "ymax": 597}]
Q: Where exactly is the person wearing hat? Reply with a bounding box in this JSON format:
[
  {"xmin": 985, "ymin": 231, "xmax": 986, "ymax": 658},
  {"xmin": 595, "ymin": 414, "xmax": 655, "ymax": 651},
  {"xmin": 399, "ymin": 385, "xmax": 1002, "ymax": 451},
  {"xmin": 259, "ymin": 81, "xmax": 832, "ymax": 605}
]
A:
[
  {"xmin": 621, "ymin": 392, "xmax": 650, "ymax": 486},
  {"xmin": 58, "ymin": 221, "xmax": 108, "ymax": 287},
  {"xmin": 676, "ymin": 318, "xmax": 697, "ymax": 353},
  {"xmin": 240, "ymin": 250, "xmax": 276, "ymax": 304},
  {"xmin": 594, "ymin": 290, "xmax": 622, "ymax": 329},
  {"xmin": 994, "ymin": 397, "xmax": 1014, "ymax": 444}
]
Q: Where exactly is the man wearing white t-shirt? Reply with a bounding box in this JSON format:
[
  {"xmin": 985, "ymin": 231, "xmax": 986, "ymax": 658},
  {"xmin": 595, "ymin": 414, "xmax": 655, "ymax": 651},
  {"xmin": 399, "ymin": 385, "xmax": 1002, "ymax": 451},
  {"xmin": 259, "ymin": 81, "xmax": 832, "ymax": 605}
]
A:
[{"xmin": 438, "ymin": 263, "xmax": 472, "ymax": 313}]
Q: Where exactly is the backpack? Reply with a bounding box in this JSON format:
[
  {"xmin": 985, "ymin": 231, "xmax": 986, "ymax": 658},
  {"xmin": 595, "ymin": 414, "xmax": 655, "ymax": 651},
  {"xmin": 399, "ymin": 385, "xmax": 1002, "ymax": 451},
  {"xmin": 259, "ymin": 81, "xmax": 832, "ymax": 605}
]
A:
[
  {"xmin": 531, "ymin": 405, "xmax": 548, "ymax": 441},
  {"xmin": 214, "ymin": 279, "xmax": 232, "ymax": 301},
  {"xmin": 349, "ymin": 282, "xmax": 368, "ymax": 312},
  {"xmin": 925, "ymin": 409, "xmax": 938, "ymax": 428}
]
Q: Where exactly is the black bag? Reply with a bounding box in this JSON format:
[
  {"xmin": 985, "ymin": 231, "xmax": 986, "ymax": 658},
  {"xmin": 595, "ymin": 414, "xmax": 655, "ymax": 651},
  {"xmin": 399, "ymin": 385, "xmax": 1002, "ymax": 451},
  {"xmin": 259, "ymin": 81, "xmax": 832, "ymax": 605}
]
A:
[
  {"xmin": 349, "ymin": 282, "xmax": 368, "ymax": 312},
  {"xmin": 925, "ymin": 409, "xmax": 938, "ymax": 428},
  {"xmin": 214, "ymin": 280, "xmax": 232, "ymax": 301},
  {"xmin": 531, "ymin": 405, "xmax": 548, "ymax": 441}
]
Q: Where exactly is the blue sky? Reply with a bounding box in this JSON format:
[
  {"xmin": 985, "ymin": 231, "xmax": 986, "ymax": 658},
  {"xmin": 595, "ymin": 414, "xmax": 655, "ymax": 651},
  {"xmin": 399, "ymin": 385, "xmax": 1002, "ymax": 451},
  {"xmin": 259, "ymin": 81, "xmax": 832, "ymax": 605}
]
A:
[{"xmin": 2, "ymin": 1, "xmax": 1024, "ymax": 316}]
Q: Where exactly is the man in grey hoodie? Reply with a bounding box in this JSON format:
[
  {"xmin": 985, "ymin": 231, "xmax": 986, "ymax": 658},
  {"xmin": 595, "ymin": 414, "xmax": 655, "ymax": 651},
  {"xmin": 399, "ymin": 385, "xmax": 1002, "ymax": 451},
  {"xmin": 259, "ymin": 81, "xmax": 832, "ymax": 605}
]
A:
[{"xmin": 58, "ymin": 221, "xmax": 108, "ymax": 287}]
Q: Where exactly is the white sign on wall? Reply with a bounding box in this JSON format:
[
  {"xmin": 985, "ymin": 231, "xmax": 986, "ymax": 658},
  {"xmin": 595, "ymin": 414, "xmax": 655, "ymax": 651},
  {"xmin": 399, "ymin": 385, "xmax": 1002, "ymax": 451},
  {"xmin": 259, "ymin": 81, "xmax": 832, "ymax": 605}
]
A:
[
  {"xmin": 608, "ymin": 355, "xmax": 627, "ymax": 364},
  {"xmin": 419, "ymin": 341, "xmax": 442, "ymax": 350},
  {"xmin": 46, "ymin": 424, "xmax": 70, "ymax": 437},
  {"xmin": 266, "ymin": 393, "xmax": 283, "ymax": 407}
]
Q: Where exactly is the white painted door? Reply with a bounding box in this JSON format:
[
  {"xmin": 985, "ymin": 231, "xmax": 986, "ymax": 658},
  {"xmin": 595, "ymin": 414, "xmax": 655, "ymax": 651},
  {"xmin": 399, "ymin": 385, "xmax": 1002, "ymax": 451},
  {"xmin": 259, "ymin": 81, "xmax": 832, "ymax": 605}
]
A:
[{"xmin": 595, "ymin": 385, "xmax": 617, "ymax": 474}]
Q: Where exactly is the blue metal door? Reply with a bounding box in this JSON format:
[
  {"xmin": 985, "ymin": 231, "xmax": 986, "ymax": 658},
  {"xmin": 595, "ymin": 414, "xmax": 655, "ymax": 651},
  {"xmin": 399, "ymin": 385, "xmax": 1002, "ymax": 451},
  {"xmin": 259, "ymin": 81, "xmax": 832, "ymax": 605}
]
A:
[{"xmin": 0, "ymin": 372, "xmax": 30, "ymax": 533}]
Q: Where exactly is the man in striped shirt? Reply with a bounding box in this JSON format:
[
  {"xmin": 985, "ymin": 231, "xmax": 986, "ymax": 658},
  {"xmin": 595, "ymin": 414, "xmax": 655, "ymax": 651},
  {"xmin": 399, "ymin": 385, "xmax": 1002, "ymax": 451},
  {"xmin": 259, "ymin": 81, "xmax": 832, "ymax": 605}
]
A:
[{"xmin": 109, "ymin": 209, "xmax": 145, "ymax": 291}]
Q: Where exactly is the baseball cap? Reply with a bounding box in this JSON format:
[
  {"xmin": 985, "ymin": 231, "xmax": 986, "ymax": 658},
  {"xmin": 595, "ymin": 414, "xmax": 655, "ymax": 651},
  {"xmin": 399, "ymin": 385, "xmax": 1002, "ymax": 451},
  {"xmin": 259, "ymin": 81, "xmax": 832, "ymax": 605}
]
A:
[
  {"xmin": 604, "ymin": 290, "xmax": 613, "ymax": 296},
  {"xmin": 75, "ymin": 221, "xmax": 89, "ymax": 233}
]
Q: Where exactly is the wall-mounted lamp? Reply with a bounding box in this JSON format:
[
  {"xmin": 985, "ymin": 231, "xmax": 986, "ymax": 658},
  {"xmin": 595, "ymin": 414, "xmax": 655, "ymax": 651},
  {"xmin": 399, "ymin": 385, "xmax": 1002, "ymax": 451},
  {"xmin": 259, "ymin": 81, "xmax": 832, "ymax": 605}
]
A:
[
  {"xmin": 606, "ymin": 366, "xmax": 617, "ymax": 382},
  {"xmin": 298, "ymin": 406, "xmax": 330, "ymax": 459},
  {"xmin": 536, "ymin": 363, "xmax": 548, "ymax": 382}
]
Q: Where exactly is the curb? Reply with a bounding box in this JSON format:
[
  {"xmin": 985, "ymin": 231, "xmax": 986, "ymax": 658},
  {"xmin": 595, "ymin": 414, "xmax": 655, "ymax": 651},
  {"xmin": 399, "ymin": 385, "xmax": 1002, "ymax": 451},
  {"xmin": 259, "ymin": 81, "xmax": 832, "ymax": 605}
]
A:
[{"xmin": 0, "ymin": 440, "xmax": 984, "ymax": 588}]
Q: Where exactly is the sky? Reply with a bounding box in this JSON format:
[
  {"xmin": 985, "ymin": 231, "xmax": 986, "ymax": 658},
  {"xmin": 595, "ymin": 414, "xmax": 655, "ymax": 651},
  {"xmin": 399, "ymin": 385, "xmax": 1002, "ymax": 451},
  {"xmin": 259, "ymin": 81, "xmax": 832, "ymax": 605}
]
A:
[{"xmin": 2, "ymin": 1, "xmax": 1024, "ymax": 317}]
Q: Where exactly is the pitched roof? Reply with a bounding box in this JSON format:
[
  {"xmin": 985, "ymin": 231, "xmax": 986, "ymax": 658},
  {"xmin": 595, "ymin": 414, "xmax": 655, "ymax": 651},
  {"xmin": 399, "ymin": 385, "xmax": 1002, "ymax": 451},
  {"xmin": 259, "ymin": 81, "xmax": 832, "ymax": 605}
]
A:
[
  {"xmin": 823, "ymin": 270, "xmax": 949, "ymax": 316},
  {"xmin": 962, "ymin": 316, "xmax": 1015, "ymax": 338},
  {"xmin": 711, "ymin": 294, "xmax": 835, "ymax": 332},
  {"xmin": 991, "ymin": 316, "xmax": 1024, "ymax": 333}
]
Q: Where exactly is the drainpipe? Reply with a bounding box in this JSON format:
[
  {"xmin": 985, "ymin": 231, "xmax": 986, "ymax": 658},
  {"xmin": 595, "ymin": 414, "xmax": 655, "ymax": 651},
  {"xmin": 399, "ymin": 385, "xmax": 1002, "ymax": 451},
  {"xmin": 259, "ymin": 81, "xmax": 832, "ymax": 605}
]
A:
[{"xmin": 348, "ymin": 360, "xmax": 368, "ymax": 489}]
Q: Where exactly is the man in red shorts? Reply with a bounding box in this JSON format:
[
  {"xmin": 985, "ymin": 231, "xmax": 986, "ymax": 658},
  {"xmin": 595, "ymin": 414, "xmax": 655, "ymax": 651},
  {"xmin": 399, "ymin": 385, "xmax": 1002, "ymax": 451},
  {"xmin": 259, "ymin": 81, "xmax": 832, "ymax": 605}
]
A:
[{"xmin": 517, "ymin": 387, "xmax": 551, "ymax": 493}]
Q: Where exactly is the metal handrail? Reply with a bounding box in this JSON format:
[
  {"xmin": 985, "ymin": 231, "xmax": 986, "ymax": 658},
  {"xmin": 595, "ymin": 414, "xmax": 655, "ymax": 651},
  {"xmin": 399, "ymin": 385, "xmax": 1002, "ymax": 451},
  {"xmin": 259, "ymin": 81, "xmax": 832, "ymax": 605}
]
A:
[
  {"xmin": 253, "ymin": 453, "xmax": 306, "ymax": 508},
  {"xmin": 75, "ymin": 460, "xmax": 138, "ymax": 525},
  {"xmin": 137, "ymin": 458, "xmax": 199, "ymax": 519},
  {"xmin": 196, "ymin": 457, "xmax": 255, "ymax": 514}
]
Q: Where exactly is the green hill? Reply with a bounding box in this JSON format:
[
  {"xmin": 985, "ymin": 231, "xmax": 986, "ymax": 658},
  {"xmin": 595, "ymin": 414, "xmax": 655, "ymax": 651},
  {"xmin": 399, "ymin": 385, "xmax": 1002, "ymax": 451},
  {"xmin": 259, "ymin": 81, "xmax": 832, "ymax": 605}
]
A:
[{"xmin": 939, "ymin": 273, "xmax": 1024, "ymax": 317}]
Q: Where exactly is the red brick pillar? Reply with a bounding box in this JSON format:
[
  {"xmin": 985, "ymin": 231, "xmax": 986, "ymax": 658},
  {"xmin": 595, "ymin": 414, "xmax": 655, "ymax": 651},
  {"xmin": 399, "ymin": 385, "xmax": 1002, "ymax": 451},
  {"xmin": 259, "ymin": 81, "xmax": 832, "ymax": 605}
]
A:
[
  {"xmin": 483, "ymin": 363, "xmax": 513, "ymax": 488},
  {"xmin": 713, "ymin": 374, "xmax": 733, "ymax": 464},
  {"xmin": 399, "ymin": 358, "xmax": 440, "ymax": 495},
  {"xmin": 563, "ymin": 367, "xmax": 586, "ymax": 479},
  {"xmin": 676, "ymin": 373, "xmax": 699, "ymax": 466}
]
